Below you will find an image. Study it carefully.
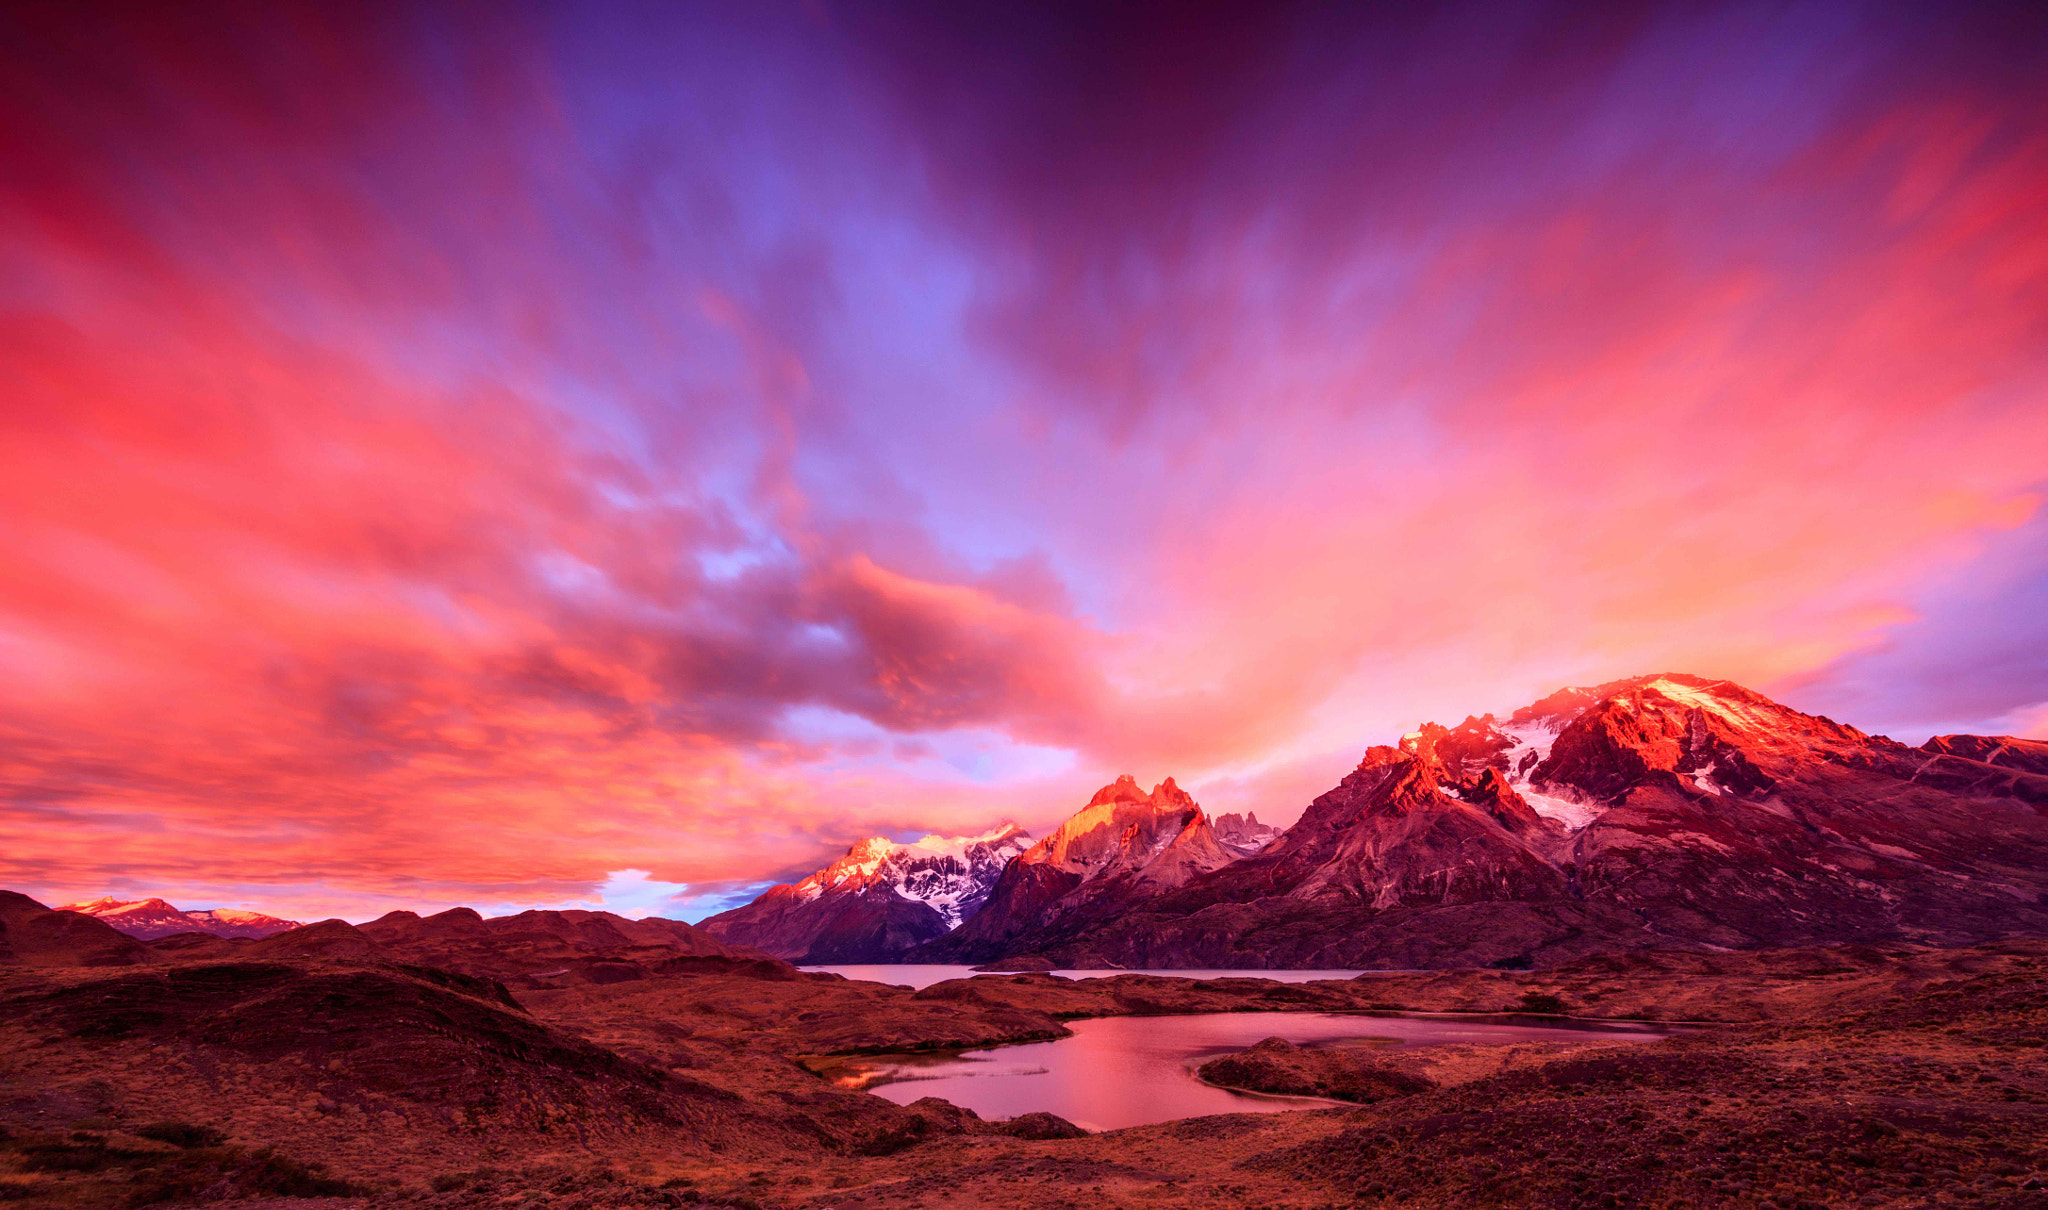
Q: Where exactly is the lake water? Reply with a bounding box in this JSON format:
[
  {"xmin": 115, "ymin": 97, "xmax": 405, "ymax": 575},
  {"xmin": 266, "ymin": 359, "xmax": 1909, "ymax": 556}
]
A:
[
  {"xmin": 800, "ymin": 963, "xmax": 1381, "ymax": 990},
  {"xmin": 852, "ymin": 1011, "xmax": 1675, "ymax": 1132}
]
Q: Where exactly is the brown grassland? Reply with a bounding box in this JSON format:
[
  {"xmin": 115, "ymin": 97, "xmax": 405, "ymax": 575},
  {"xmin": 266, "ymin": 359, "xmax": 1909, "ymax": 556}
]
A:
[{"xmin": 1, "ymin": 940, "xmax": 2043, "ymax": 1208}]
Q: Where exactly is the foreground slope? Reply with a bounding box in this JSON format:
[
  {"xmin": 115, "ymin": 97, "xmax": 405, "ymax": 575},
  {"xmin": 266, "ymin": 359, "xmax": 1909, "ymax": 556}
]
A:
[
  {"xmin": 963, "ymin": 675, "xmax": 2048, "ymax": 968},
  {"xmin": 0, "ymin": 891, "xmax": 150, "ymax": 967},
  {"xmin": 699, "ymin": 824, "xmax": 1032, "ymax": 961}
]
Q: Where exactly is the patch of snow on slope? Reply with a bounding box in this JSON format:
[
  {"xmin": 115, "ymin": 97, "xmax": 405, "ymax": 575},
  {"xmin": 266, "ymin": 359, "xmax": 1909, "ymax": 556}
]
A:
[
  {"xmin": 1498, "ymin": 721, "xmax": 1563, "ymax": 778},
  {"xmin": 1516, "ymin": 786, "xmax": 1602, "ymax": 831}
]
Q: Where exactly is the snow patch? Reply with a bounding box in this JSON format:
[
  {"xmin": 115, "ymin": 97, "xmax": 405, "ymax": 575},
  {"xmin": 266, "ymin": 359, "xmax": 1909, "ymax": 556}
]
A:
[
  {"xmin": 1497, "ymin": 720, "xmax": 1563, "ymax": 778},
  {"xmin": 1638, "ymin": 677, "xmax": 1782, "ymax": 734},
  {"xmin": 1516, "ymin": 786, "xmax": 1602, "ymax": 831}
]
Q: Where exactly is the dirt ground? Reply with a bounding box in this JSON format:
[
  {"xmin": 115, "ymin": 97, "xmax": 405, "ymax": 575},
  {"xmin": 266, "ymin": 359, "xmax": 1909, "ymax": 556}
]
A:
[{"xmin": 1, "ymin": 939, "xmax": 2043, "ymax": 1208}]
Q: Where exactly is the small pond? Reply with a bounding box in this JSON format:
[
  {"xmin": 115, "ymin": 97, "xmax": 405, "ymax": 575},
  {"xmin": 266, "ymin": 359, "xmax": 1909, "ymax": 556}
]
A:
[
  {"xmin": 845, "ymin": 1010, "xmax": 1676, "ymax": 1131},
  {"xmin": 799, "ymin": 964, "xmax": 1381, "ymax": 990}
]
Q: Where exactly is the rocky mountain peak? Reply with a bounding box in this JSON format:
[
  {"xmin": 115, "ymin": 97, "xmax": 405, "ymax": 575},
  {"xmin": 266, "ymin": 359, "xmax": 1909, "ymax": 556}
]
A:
[
  {"xmin": 1026, "ymin": 777, "xmax": 1206, "ymax": 874},
  {"xmin": 916, "ymin": 773, "xmax": 1270, "ymax": 961},
  {"xmin": 1213, "ymin": 811, "xmax": 1281, "ymax": 856},
  {"xmin": 1087, "ymin": 774, "xmax": 1148, "ymax": 806}
]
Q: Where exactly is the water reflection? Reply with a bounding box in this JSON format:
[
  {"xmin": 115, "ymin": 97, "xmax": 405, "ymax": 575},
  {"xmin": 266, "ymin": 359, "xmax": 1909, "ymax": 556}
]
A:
[
  {"xmin": 854, "ymin": 1011, "xmax": 1674, "ymax": 1131},
  {"xmin": 800, "ymin": 964, "xmax": 1381, "ymax": 990}
]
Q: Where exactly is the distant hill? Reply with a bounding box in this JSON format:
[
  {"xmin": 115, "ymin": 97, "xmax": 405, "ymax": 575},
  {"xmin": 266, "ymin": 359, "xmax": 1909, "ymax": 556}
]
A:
[
  {"xmin": 0, "ymin": 891, "xmax": 150, "ymax": 965},
  {"xmin": 57, "ymin": 895, "xmax": 302, "ymax": 939},
  {"xmin": 123, "ymin": 903, "xmax": 785, "ymax": 989}
]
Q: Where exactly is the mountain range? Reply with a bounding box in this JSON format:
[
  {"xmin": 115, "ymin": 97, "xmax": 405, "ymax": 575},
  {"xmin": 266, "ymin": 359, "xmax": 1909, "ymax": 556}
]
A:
[
  {"xmin": 56, "ymin": 895, "xmax": 303, "ymax": 939},
  {"xmin": 710, "ymin": 673, "xmax": 2048, "ymax": 968},
  {"xmin": 21, "ymin": 674, "xmax": 2048, "ymax": 972},
  {"xmin": 1, "ymin": 889, "xmax": 774, "ymax": 988}
]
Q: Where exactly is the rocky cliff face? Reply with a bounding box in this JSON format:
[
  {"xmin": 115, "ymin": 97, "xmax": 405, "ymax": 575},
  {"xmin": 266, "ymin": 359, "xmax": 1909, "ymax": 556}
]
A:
[
  {"xmin": 698, "ymin": 825, "xmax": 1031, "ymax": 962},
  {"xmin": 958, "ymin": 675, "xmax": 2048, "ymax": 969},
  {"xmin": 915, "ymin": 776, "xmax": 1255, "ymax": 962},
  {"xmin": 1213, "ymin": 811, "xmax": 1281, "ymax": 856}
]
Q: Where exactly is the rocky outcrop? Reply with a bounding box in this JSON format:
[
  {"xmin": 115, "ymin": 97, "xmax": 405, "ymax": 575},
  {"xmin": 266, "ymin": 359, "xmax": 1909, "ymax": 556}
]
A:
[
  {"xmin": 1197, "ymin": 1037, "xmax": 1436, "ymax": 1102},
  {"xmin": 955, "ymin": 675, "xmax": 2048, "ymax": 969},
  {"xmin": 699, "ymin": 825, "xmax": 1031, "ymax": 961}
]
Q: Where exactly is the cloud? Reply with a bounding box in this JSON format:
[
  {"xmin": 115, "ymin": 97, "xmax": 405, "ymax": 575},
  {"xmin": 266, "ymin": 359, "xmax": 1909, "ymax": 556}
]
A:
[{"xmin": 2, "ymin": 1, "xmax": 2045, "ymax": 918}]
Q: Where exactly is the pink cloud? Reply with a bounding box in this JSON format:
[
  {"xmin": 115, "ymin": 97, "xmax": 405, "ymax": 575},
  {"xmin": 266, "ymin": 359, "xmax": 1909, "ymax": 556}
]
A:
[{"xmin": 2, "ymin": 1, "xmax": 2044, "ymax": 918}]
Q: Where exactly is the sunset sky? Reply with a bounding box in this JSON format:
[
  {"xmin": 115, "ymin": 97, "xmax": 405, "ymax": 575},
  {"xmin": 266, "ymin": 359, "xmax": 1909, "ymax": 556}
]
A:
[{"xmin": 4, "ymin": 1, "xmax": 2046, "ymax": 923}]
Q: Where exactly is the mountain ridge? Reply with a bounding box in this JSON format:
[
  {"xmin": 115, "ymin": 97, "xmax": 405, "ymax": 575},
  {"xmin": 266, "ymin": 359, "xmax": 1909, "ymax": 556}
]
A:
[
  {"xmin": 698, "ymin": 823, "xmax": 1033, "ymax": 961},
  {"xmin": 952, "ymin": 673, "xmax": 2048, "ymax": 968}
]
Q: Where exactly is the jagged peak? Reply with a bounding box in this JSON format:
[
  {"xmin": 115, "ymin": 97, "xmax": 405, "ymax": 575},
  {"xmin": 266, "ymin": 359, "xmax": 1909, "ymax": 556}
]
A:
[
  {"xmin": 1019, "ymin": 775, "xmax": 1212, "ymax": 874},
  {"xmin": 1077, "ymin": 774, "xmax": 1194, "ymax": 813},
  {"xmin": 1088, "ymin": 773, "xmax": 1148, "ymax": 806}
]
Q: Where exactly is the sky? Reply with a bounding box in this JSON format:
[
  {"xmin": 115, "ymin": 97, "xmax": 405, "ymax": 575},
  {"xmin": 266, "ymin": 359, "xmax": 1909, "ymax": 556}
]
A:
[{"xmin": 3, "ymin": 0, "xmax": 2045, "ymax": 924}]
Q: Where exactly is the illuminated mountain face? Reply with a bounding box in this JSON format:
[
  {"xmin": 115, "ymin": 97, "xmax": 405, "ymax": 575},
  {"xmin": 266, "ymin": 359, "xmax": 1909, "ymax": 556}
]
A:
[
  {"xmin": 698, "ymin": 825, "xmax": 1032, "ymax": 962},
  {"xmin": 927, "ymin": 675, "xmax": 2048, "ymax": 969}
]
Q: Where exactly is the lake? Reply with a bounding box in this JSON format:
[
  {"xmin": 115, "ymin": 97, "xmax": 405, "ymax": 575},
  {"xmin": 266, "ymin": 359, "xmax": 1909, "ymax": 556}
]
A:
[
  {"xmin": 847, "ymin": 1010, "xmax": 1676, "ymax": 1131},
  {"xmin": 800, "ymin": 963, "xmax": 1382, "ymax": 990}
]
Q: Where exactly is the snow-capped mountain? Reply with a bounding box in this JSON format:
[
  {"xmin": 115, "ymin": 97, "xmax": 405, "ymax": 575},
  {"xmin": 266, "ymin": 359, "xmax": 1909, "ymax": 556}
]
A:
[
  {"xmin": 698, "ymin": 824, "xmax": 1031, "ymax": 962},
  {"xmin": 57, "ymin": 896, "xmax": 302, "ymax": 940},
  {"xmin": 936, "ymin": 674, "xmax": 2048, "ymax": 969}
]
